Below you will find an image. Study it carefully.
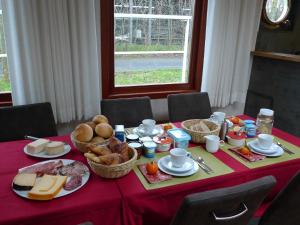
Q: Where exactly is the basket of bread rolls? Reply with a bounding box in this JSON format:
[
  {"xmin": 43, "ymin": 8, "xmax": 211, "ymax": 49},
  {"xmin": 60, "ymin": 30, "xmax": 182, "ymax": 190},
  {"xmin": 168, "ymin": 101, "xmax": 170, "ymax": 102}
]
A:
[
  {"xmin": 181, "ymin": 119, "xmax": 220, "ymax": 144},
  {"xmin": 71, "ymin": 115, "xmax": 114, "ymax": 153},
  {"xmin": 84, "ymin": 137, "xmax": 137, "ymax": 178}
]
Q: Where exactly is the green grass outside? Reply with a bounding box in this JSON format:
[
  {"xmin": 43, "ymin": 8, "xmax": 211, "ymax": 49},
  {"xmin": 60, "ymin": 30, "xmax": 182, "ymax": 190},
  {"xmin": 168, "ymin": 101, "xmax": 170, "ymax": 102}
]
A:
[
  {"xmin": 0, "ymin": 77, "xmax": 11, "ymax": 92},
  {"xmin": 115, "ymin": 69, "xmax": 182, "ymax": 86},
  {"xmin": 115, "ymin": 43, "xmax": 182, "ymax": 52}
]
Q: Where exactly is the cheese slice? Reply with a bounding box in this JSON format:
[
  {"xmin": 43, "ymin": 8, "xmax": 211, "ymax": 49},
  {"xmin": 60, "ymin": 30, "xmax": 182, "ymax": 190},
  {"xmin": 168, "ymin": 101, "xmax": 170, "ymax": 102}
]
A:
[
  {"xmin": 27, "ymin": 139, "xmax": 50, "ymax": 154},
  {"xmin": 13, "ymin": 173, "xmax": 37, "ymax": 191},
  {"xmin": 28, "ymin": 175, "xmax": 67, "ymax": 200},
  {"xmin": 45, "ymin": 141, "xmax": 64, "ymax": 155}
]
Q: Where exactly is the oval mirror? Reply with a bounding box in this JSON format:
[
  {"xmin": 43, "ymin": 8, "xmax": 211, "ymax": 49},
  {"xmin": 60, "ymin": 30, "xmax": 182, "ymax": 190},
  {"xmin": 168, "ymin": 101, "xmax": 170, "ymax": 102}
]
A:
[{"xmin": 264, "ymin": 0, "xmax": 291, "ymax": 24}]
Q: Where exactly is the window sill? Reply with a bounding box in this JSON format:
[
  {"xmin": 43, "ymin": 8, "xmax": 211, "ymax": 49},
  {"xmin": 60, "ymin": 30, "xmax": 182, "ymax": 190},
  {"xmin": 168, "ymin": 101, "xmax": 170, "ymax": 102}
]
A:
[{"xmin": 0, "ymin": 92, "xmax": 12, "ymax": 107}]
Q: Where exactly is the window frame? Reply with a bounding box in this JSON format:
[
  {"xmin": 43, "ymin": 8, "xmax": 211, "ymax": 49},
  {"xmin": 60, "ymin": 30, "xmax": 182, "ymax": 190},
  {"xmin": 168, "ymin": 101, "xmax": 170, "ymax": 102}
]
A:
[
  {"xmin": 100, "ymin": 0, "xmax": 208, "ymax": 99},
  {"xmin": 0, "ymin": 92, "xmax": 12, "ymax": 107}
]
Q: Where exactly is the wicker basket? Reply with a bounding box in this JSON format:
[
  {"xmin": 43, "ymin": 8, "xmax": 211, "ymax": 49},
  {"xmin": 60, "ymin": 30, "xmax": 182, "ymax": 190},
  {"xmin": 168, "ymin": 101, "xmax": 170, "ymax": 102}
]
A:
[
  {"xmin": 87, "ymin": 146, "xmax": 137, "ymax": 179},
  {"xmin": 181, "ymin": 119, "xmax": 220, "ymax": 144},
  {"xmin": 70, "ymin": 132, "xmax": 111, "ymax": 153}
]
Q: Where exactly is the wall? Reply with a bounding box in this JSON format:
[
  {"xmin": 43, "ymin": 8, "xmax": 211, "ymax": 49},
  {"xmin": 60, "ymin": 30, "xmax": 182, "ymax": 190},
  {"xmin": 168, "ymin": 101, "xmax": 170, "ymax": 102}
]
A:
[{"xmin": 255, "ymin": 0, "xmax": 300, "ymax": 54}]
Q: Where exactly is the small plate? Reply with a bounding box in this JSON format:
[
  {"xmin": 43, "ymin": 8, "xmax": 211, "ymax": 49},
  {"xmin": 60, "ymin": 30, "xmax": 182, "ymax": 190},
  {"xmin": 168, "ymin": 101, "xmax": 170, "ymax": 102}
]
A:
[
  {"xmin": 133, "ymin": 126, "xmax": 163, "ymax": 137},
  {"xmin": 248, "ymin": 140, "xmax": 277, "ymax": 154},
  {"xmin": 160, "ymin": 155, "xmax": 194, "ymax": 173},
  {"xmin": 247, "ymin": 141, "xmax": 284, "ymax": 157},
  {"xmin": 158, "ymin": 156, "xmax": 199, "ymax": 177},
  {"xmin": 24, "ymin": 144, "xmax": 71, "ymax": 159}
]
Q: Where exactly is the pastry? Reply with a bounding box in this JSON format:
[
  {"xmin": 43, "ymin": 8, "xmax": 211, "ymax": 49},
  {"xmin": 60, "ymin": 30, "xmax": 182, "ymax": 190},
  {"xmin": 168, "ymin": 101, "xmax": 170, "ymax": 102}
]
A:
[
  {"xmin": 92, "ymin": 115, "xmax": 108, "ymax": 124},
  {"xmin": 73, "ymin": 123, "xmax": 93, "ymax": 142},
  {"xmin": 95, "ymin": 123, "xmax": 113, "ymax": 139}
]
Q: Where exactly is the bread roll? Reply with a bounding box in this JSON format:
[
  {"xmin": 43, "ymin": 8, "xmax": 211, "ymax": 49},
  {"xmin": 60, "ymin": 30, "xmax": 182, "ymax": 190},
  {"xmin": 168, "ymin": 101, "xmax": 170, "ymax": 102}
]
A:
[
  {"xmin": 86, "ymin": 121, "xmax": 96, "ymax": 130},
  {"xmin": 90, "ymin": 136, "xmax": 105, "ymax": 144},
  {"xmin": 73, "ymin": 123, "xmax": 93, "ymax": 142},
  {"xmin": 92, "ymin": 115, "xmax": 108, "ymax": 124},
  {"xmin": 95, "ymin": 123, "xmax": 113, "ymax": 139}
]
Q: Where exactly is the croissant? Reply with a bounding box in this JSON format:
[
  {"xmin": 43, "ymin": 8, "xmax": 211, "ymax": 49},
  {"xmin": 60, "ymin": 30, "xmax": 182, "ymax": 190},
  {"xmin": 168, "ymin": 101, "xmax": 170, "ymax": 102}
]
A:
[
  {"xmin": 86, "ymin": 144, "xmax": 111, "ymax": 156},
  {"xmin": 99, "ymin": 153, "xmax": 123, "ymax": 165}
]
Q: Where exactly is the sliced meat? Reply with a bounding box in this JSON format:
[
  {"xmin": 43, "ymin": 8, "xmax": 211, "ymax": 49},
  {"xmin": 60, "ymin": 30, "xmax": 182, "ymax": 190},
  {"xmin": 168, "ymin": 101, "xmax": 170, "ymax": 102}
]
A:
[
  {"xmin": 21, "ymin": 160, "xmax": 63, "ymax": 176},
  {"xmin": 59, "ymin": 161, "xmax": 88, "ymax": 176},
  {"xmin": 64, "ymin": 175, "xmax": 82, "ymax": 191}
]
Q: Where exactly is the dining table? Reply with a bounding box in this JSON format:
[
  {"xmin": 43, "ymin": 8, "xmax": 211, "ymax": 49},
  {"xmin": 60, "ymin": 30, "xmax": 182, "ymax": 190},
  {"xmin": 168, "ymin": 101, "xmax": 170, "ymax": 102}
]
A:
[
  {"xmin": 0, "ymin": 136, "xmax": 122, "ymax": 225},
  {"xmin": 0, "ymin": 115, "xmax": 300, "ymax": 225}
]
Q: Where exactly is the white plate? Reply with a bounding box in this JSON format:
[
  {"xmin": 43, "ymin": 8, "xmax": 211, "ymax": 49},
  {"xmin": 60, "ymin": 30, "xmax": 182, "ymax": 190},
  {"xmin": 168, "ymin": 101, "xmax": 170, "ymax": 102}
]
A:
[
  {"xmin": 133, "ymin": 126, "xmax": 163, "ymax": 137},
  {"xmin": 248, "ymin": 140, "xmax": 277, "ymax": 154},
  {"xmin": 247, "ymin": 142, "xmax": 284, "ymax": 157},
  {"xmin": 158, "ymin": 156, "xmax": 199, "ymax": 177},
  {"xmin": 12, "ymin": 159, "xmax": 90, "ymax": 200},
  {"xmin": 160, "ymin": 155, "xmax": 194, "ymax": 173},
  {"xmin": 24, "ymin": 144, "xmax": 71, "ymax": 159}
]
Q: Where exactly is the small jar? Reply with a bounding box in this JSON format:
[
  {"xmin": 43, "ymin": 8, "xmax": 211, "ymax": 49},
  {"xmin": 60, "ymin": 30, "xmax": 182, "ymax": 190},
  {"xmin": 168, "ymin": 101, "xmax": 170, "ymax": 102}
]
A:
[
  {"xmin": 115, "ymin": 125, "xmax": 125, "ymax": 142},
  {"xmin": 128, "ymin": 142, "xmax": 143, "ymax": 159},
  {"xmin": 245, "ymin": 124, "xmax": 257, "ymax": 137},
  {"xmin": 126, "ymin": 134, "xmax": 139, "ymax": 142},
  {"xmin": 143, "ymin": 141, "xmax": 157, "ymax": 158},
  {"xmin": 256, "ymin": 109, "xmax": 274, "ymax": 134}
]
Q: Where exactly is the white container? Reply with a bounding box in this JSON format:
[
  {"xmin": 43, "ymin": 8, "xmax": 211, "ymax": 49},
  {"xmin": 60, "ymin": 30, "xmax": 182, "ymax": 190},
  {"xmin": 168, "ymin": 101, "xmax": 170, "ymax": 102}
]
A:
[{"xmin": 226, "ymin": 131, "xmax": 246, "ymax": 147}]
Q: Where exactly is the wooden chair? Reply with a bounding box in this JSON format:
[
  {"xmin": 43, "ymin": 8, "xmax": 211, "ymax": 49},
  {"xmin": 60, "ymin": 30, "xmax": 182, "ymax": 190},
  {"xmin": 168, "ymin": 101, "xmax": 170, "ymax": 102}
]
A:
[
  {"xmin": 0, "ymin": 102, "xmax": 57, "ymax": 142},
  {"xmin": 170, "ymin": 176, "xmax": 276, "ymax": 225},
  {"xmin": 101, "ymin": 96, "xmax": 153, "ymax": 128},
  {"xmin": 167, "ymin": 92, "xmax": 212, "ymax": 122}
]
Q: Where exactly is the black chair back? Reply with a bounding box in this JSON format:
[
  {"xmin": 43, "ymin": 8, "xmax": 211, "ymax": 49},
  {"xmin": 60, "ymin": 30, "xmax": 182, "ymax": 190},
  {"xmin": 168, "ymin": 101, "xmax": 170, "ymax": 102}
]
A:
[
  {"xmin": 0, "ymin": 102, "xmax": 57, "ymax": 142},
  {"xmin": 170, "ymin": 176, "xmax": 276, "ymax": 225},
  {"xmin": 101, "ymin": 97, "xmax": 153, "ymax": 128},
  {"xmin": 167, "ymin": 92, "xmax": 212, "ymax": 122},
  {"xmin": 244, "ymin": 90, "xmax": 273, "ymax": 118},
  {"xmin": 258, "ymin": 171, "xmax": 300, "ymax": 225}
]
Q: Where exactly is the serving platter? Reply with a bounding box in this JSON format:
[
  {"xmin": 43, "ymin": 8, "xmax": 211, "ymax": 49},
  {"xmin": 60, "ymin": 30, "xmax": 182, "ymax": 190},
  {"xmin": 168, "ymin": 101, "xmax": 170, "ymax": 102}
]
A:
[
  {"xmin": 12, "ymin": 159, "xmax": 90, "ymax": 200},
  {"xmin": 23, "ymin": 144, "xmax": 72, "ymax": 159}
]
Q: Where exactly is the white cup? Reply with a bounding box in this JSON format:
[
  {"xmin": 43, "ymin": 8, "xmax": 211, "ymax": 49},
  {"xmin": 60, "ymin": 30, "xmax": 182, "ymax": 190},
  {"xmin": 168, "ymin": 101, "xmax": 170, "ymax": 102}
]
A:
[
  {"xmin": 204, "ymin": 135, "xmax": 225, "ymax": 153},
  {"xmin": 257, "ymin": 134, "xmax": 274, "ymax": 150},
  {"xmin": 170, "ymin": 148, "xmax": 187, "ymax": 168},
  {"xmin": 139, "ymin": 119, "xmax": 156, "ymax": 134},
  {"xmin": 210, "ymin": 112, "xmax": 226, "ymax": 124}
]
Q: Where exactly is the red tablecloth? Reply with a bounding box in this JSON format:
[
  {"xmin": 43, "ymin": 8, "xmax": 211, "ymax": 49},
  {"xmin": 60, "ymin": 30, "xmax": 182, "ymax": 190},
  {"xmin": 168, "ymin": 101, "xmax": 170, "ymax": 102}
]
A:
[
  {"xmin": 0, "ymin": 136, "xmax": 122, "ymax": 225},
  {"xmin": 116, "ymin": 115, "xmax": 300, "ymax": 225}
]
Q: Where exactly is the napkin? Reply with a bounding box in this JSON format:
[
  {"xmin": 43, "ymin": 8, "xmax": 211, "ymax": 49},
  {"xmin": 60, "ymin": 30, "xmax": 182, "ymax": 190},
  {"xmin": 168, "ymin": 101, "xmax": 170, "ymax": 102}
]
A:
[
  {"xmin": 229, "ymin": 147, "xmax": 266, "ymax": 162},
  {"xmin": 138, "ymin": 164, "xmax": 172, "ymax": 184}
]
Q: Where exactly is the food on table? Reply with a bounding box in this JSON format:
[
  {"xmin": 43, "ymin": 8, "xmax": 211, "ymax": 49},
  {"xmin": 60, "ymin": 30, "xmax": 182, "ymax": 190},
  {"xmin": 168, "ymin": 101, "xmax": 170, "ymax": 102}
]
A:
[
  {"xmin": 27, "ymin": 138, "xmax": 50, "ymax": 154},
  {"xmin": 13, "ymin": 173, "xmax": 37, "ymax": 191},
  {"xmin": 153, "ymin": 136, "xmax": 172, "ymax": 152},
  {"xmin": 90, "ymin": 136, "xmax": 105, "ymax": 144},
  {"xmin": 64, "ymin": 175, "xmax": 82, "ymax": 191},
  {"xmin": 84, "ymin": 137, "xmax": 133, "ymax": 166},
  {"xmin": 167, "ymin": 128, "xmax": 191, "ymax": 149},
  {"xmin": 190, "ymin": 121, "xmax": 210, "ymax": 132},
  {"xmin": 87, "ymin": 144, "xmax": 112, "ymax": 156},
  {"xmin": 45, "ymin": 141, "xmax": 64, "ymax": 155},
  {"xmin": 21, "ymin": 160, "xmax": 64, "ymax": 176},
  {"xmin": 146, "ymin": 161, "xmax": 158, "ymax": 175},
  {"xmin": 239, "ymin": 146, "xmax": 251, "ymax": 156},
  {"xmin": 86, "ymin": 121, "xmax": 97, "ymax": 130},
  {"xmin": 226, "ymin": 131, "xmax": 246, "ymax": 147},
  {"xmin": 58, "ymin": 161, "xmax": 89, "ymax": 177},
  {"xmin": 95, "ymin": 123, "xmax": 113, "ymax": 139},
  {"xmin": 28, "ymin": 175, "xmax": 67, "ymax": 200},
  {"xmin": 92, "ymin": 114, "xmax": 109, "ymax": 124},
  {"xmin": 230, "ymin": 117, "xmax": 240, "ymax": 124},
  {"xmin": 73, "ymin": 123, "xmax": 94, "ymax": 142},
  {"xmin": 163, "ymin": 124, "xmax": 173, "ymax": 132}
]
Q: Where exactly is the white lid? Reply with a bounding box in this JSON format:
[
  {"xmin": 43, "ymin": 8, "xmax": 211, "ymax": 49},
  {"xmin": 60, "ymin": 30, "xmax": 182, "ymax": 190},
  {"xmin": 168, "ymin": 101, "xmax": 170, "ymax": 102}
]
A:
[
  {"xmin": 115, "ymin": 125, "xmax": 125, "ymax": 132},
  {"xmin": 259, "ymin": 108, "xmax": 274, "ymax": 116}
]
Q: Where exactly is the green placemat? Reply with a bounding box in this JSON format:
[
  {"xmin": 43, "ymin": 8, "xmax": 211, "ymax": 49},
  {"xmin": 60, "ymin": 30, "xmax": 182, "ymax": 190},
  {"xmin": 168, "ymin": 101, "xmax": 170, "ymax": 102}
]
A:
[
  {"xmin": 221, "ymin": 137, "xmax": 300, "ymax": 169},
  {"xmin": 134, "ymin": 146, "xmax": 234, "ymax": 190}
]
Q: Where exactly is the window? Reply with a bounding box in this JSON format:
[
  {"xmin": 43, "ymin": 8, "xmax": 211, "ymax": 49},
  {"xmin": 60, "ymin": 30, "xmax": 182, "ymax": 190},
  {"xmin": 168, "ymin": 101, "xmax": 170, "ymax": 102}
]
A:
[
  {"xmin": 101, "ymin": 0, "xmax": 207, "ymax": 99},
  {"xmin": 0, "ymin": 2, "xmax": 12, "ymax": 106}
]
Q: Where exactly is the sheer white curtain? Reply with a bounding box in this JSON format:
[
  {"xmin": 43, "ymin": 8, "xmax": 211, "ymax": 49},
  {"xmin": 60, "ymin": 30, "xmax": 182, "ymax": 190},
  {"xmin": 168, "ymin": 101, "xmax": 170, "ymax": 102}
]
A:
[
  {"xmin": 2, "ymin": 0, "xmax": 101, "ymax": 123},
  {"xmin": 202, "ymin": 0, "xmax": 263, "ymax": 107}
]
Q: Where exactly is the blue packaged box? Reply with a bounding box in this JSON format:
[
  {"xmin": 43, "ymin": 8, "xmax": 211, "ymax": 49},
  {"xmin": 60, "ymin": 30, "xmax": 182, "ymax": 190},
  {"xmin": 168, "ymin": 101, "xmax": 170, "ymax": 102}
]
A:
[{"xmin": 167, "ymin": 128, "xmax": 191, "ymax": 149}]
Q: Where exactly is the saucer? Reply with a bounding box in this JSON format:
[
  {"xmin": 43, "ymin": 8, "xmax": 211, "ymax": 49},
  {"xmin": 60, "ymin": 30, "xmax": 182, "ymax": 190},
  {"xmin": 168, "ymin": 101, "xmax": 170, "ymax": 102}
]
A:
[
  {"xmin": 160, "ymin": 155, "xmax": 194, "ymax": 173},
  {"xmin": 247, "ymin": 141, "xmax": 283, "ymax": 157},
  {"xmin": 133, "ymin": 126, "xmax": 163, "ymax": 137},
  {"xmin": 158, "ymin": 156, "xmax": 199, "ymax": 177},
  {"xmin": 248, "ymin": 140, "xmax": 277, "ymax": 154}
]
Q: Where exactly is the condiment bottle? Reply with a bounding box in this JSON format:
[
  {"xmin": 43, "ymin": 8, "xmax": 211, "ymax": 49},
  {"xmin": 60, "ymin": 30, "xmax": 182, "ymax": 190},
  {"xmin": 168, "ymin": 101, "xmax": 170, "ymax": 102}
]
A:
[
  {"xmin": 115, "ymin": 125, "xmax": 125, "ymax": 142},
  {"xmin": 219, "ymin": 119, "xmax": 228, "ymax": 141},
  {"xmin": 256, "ymin": 108, "xmax": 274, "ymax": 134}
]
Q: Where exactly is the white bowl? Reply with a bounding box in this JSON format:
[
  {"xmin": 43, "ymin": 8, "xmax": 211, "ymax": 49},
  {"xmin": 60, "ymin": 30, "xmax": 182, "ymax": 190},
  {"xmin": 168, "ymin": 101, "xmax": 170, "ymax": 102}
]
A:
[{"xmin": 226, "ymin": 136, "xmax": 245, "ymax": 147}]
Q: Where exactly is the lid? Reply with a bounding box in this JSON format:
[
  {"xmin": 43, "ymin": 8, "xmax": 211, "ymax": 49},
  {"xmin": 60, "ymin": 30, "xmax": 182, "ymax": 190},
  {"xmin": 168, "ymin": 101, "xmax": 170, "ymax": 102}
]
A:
[
  {"xmin": 128, "ymin": 142, "xmax": 142, "ymax": 148},
  {"xmin": 115, "ymin": 125, "xmax": 125, "ymax": 132},
  {"xmin": 227, "ymin": 131, "xmax": 246, "ymax": 140},
  {"xmin": 153, "ymin": 136, "xmax": 172, "ymax": 144},
  {"xmin": 244, "ymin": 120, "xmax": 255, "ymax": 124},
  {"xmin": 139, "ymin": 136, "xmax": 152, "ymax": 143},
  {"xmin": 167, "ymin": 128, "xmax": 191, "ymax": 141},
  {"xmin": 126, "ymin": 134, "xmax": 139, "ymax": 140},
  {"xmin": 143, "ymin": 141, "xmax": 157, "ymax": 148},
  {"xmin": 259, "ymin": 108, "xmax": 274, "ymax": 117},
  {"xmin": 245, "ymin": 124, "xmax": 256, "ymax": 128}
]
